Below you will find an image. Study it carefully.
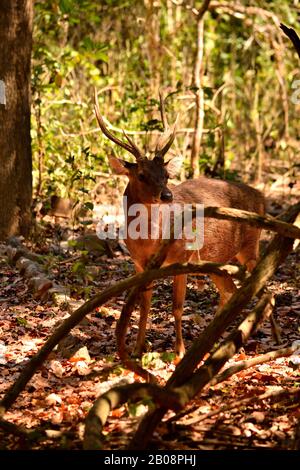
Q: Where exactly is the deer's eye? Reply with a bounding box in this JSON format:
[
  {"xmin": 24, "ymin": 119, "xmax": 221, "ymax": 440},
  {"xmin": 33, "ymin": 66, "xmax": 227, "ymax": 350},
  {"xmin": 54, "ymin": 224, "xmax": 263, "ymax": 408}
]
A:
[{"xmin": 138, "ymin": 173, "xmax": 146, "ymax": 182}]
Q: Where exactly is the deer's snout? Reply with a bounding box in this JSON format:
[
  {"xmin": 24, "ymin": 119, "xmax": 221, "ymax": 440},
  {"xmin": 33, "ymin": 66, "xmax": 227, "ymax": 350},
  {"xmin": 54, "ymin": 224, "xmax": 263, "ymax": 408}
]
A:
[{"xmin": 160, "ymin": 188, "xmax": 173, "ymax": 202}]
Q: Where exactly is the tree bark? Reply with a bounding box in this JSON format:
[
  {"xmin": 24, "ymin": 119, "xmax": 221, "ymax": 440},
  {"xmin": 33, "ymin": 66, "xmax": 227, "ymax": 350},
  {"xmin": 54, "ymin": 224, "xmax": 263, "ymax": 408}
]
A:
[
  {"xmin": 0, "ymin": 0, "xmax": 33, "ymax": 240},
  {"xmin": 190, "ymin": 0, "xmax": 211, "ymax": 177}
]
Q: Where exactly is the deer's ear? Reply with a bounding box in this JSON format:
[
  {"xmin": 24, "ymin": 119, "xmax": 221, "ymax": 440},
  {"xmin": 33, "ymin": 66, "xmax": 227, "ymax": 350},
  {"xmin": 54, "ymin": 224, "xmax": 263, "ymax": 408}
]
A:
[
  {"xmin": 165, "ymin": 155, "xmax": 183, "ymax": 178},
  {"xmin": 108, "ymin": 156, "xmax": 137, "ymax": 175}
]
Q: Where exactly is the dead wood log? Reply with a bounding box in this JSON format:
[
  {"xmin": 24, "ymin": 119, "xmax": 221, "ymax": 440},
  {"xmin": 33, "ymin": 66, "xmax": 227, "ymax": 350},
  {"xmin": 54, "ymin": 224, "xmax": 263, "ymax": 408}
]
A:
[
  {"xmin": 85, "ymin": 291, "xmax": 272, "ymax": 450},
  {"xmin": 6, "ymin": 237, "xmax": 43, "ymax": 264},
  {"xmin": 166, "ymin": 341, "xmax": 300, "ymax": 425},
  {"xmin": 204, "ymin": 206, "xmax": 300, "ymax": 240},
  {"xmin": 177, "ymin": 293, "xmax": 273, "ymax": 399},
  {"xmin": 5, "ymin": 239, "xmax": 53, "ymax": 299},
  {"xmin": 128, "ymin": 292, "xmax": 273, "ymax": 449}
]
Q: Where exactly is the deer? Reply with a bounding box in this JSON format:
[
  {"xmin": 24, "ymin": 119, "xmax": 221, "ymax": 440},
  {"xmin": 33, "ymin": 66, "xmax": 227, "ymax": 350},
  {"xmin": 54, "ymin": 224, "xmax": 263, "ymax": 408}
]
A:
[{"xmin": 94, "ymin": 91, "xmax": 266, "ymax": 358}]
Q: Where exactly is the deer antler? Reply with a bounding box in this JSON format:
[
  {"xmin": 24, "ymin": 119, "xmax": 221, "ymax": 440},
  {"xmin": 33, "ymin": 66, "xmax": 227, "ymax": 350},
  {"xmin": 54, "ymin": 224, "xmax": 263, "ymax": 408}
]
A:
[
  {"xmin": 155, "ymin": 91, "xmax": 179, "ymax": 159},
  {"xmin": 94, "ymin": 88, "xmax": 143, "ymax": 161},
  {"xmin": 280, "ymin": 23, "xmax": 300, "ymax": 60}
]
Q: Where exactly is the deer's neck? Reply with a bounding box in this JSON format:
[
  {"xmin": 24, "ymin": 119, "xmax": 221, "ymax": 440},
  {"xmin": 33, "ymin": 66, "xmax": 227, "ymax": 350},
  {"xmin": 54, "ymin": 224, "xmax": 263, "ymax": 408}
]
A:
[
  {"xmin": 123, "ymin": 183, "xmax": 162, "ymax": 266},
  {"xmin": 124, "ymin": 184, "xmax": 155, "ymax": 218},
  {"xmin": 124, "ymin": 184, "xmax": 148, "ymax": 208}
]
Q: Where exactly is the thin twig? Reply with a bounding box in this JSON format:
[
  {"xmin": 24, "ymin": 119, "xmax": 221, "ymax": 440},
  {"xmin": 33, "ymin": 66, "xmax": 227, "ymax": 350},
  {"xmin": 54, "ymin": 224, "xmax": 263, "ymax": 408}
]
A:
[{"xmin": 180, "ymin": 388, "xmax": 300, "ymax": 426}]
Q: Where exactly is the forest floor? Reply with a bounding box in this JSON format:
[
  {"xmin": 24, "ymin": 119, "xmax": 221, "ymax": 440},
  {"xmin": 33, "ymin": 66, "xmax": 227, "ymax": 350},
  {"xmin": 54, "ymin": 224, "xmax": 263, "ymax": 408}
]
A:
[{"xmin": 0, "ymin": 189, "xmax": 299, "ymax": 451}]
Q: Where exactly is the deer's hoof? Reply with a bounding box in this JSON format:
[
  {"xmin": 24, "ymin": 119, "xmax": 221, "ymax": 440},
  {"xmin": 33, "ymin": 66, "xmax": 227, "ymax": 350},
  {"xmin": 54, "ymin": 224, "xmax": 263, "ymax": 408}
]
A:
[{"xmin": 175, "ymin": 345, "xmax": 185, "ymax": 360}]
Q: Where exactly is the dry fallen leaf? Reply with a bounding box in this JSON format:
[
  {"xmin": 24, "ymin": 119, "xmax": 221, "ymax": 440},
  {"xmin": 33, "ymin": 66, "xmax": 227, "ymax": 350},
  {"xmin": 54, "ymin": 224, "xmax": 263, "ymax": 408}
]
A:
[
  {"xmin": 45, "ymin": 393, "xmax": 62, "ymax": 406},
  {"xmin": 49, "ymin": 360, "xmax": 65, "ymax": 378}
]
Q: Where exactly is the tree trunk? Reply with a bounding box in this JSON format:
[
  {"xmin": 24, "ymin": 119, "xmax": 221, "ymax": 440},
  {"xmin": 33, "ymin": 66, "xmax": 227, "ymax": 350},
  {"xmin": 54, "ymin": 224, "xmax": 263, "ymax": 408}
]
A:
[
  {"xmin": 144, "ymin": 0, "xmax": 161, "ymax": 97},
  {"xmin": 190, "ymin": 18, "xmax": 204, "ymax": 178},
  {"xmin": 0, "ymin": 0, "xmax": 33, "ymax": 240},
  {"xmin": 190, "ymin": 1, "xmax": 211, "ymax": 178}
]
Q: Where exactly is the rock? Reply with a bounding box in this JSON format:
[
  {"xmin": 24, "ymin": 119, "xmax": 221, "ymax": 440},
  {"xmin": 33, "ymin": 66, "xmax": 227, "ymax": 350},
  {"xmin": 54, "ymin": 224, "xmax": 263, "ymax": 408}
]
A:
[{"xmin": 70, "ymin": 346, "xmax": 91, "ymax": 363}]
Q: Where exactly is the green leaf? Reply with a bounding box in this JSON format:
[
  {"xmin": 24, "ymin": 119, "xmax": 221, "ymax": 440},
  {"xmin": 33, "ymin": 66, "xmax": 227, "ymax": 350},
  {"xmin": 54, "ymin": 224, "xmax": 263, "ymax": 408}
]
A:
[
  {"xmin": 96, "ymin": 52, "xmax": 108, "ymax": 63},
  {"xmin": 160, "ymin": 352, "xmax": 176, "ymax": 363},
  {"xmin": 59, "ymin": 0, "xmax": 72, "ymax": 14},
  {"xmin": 72, "ymin": 260, "xmax": 85, "ymax": 274},
  {"xmin": 142, "ymin": 352, "xmax": 160, "ymax": 367}
]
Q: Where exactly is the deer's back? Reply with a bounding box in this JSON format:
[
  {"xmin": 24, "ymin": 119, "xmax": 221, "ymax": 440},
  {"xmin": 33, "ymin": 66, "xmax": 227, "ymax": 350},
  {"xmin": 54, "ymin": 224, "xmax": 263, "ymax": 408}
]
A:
[
  {"xmin": 126, "ymin": 176, "xmax": 265, "ymax": 269},
  {"xmin": 171, "ymin": 177, "xmax": 265, "ymax": 214}
]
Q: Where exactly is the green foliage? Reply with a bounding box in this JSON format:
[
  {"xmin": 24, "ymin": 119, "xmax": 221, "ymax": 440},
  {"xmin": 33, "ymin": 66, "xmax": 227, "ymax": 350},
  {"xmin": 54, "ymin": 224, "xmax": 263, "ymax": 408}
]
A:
[
  {"xmin": 141, "ymin": 352, "xmax": 161, "ymax": 368},
  {"xmin": 16, "ymin": 318, "xmax": 28, "ymax": 327},
  {"xmin": 141, "ymin": 351, "xmax": 176, "ymax": 367},
  {"xmin": 32, "ymin": 0, "xmax": 299, "ymax": 197}
]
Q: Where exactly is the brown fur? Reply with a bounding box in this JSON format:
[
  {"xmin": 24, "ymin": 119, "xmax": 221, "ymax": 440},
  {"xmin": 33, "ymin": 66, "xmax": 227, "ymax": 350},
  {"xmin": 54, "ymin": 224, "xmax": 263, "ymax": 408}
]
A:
[
  {"xmin": 94, "ymin": 97, "xmax": 265, "ymax": 357},
  {"xmin": 116, "ymin": 158, "xmax": 265, "ymax": 357}
]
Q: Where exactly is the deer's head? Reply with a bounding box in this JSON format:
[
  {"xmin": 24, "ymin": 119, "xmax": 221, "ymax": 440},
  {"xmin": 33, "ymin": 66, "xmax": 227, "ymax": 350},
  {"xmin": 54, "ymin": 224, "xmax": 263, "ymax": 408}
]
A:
[{"xmin": 94, "ymin": 90, "xmax": 182, "ymax": 204}]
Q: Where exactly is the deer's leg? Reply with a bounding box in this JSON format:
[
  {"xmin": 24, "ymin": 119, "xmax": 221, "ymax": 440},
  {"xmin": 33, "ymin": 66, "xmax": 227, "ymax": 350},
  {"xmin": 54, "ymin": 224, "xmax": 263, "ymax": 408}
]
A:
[
  {"xmin": 235, "ymin": 252, "xmax": 258, "ymax": 273},
  {"xmin": 172, "ymin": 274, "xmax": 187, "ymax": 357},
  {"xmin": 210, "ymin": 238, "xmax": 258, "ymax": 311},
  {"xmin": 236, "ymin": 233, "xmax": 261, "ymax": 273},
  {"xmin": 210, "ymin": 272, "xmax": 237, "ymax": 314},
  {"xmin": 211, "ymin": 237, "xmax": 260, "ymax": 311},
  {"xmin": 134, "ymin": 283, "xmax": 153, "ymax": 357}
]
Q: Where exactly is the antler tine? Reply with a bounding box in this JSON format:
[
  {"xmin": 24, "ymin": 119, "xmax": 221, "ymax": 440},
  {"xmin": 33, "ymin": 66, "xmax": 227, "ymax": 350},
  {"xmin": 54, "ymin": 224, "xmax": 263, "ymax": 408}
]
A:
[
  {"xmin": 123, "ymin": 131, "xmax": 143, "ymax": 161},
  {"xmin": 155, "ymin": 91, "xmax": 179, "ymax": 158},
  {"xmin": 155, "ymin": 111, "xmax": 179, "ymax": 159},
  {"xmin": 94, "ymin": 88, "xmax": 143, "ymax": 160},
  {"xmin": 280, "ymin": 24, "xmax": 300, "ymax": 59},
  {"xmin": 159, "ymin": 90, "xmax": 169, "ymax": 130}
]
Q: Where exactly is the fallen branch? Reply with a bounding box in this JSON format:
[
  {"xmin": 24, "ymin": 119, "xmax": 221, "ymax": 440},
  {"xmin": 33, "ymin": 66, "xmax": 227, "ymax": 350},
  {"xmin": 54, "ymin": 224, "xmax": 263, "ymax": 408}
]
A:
[
  {"xmin": 5, "ymin": 237, "xmax": 43, "ymax": 264},
  {"xmin": 128, "ymin": 201, "xmax": 300, "ymax": 449},
  {"xmin": 180, "ymin": 387, "xmax": 300, "ymax": 427},
  {"xmin": 115, "ymin": 286, "xmax": 159, "ymax": 383},
  {"xmin": 89, "ymin": 290, "xmax": 273, "ymax": 450},
  {"xmin": 181, "ymin": 293, "xmax": 274, "ymax": 396},
  {"xmin": 0, "ymin": 261, "xmax": 238, "ymax": 412},
  {"xmin": 211, "ymin": 342, "xmax": 299, "ymax": 386},
  {"xmin": 1, "ymin": 203, "xmax": 299, "ymax": 412},
  {"xmin": 129, "ymin": 291, "xmax": 273, "ymax": 449},
  {"xmin": 204, "ymin": 206, "xmax": 300, "ymax": 240},
  {"xmin": 83, "ymin": 383, "xmax": 186, "ymax": 450},
  {"xmin": 115, "ymin": 203, "xmax": 300, "ymax": 378}
]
